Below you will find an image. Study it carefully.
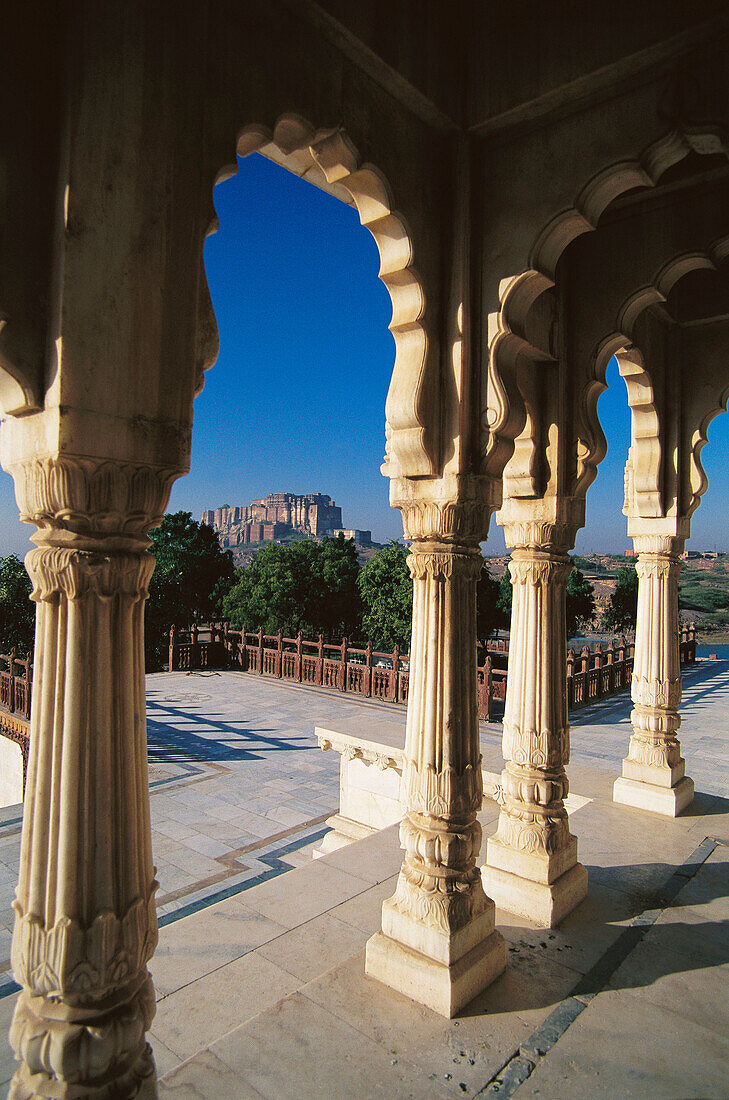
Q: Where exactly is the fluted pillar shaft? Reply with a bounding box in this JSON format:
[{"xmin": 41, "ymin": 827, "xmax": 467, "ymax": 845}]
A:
[
  {"xmin": 366, "ymin": 498, "xmax": 505, "ymax": 1017},
  {"xmin": 614, "ymin": 536, "xmax": 694, "ymax": 815},
  {"xmin": 5, "ymin": 457, "xmax": 173, "ymax": 1099},
  {"xmin": 483, "ymin": 533, "xmax": 587, "ymax": 926}
]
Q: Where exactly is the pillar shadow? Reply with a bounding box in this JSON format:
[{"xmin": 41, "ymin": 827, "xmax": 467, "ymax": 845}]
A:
[
  {"xmin": 145, "ymin": 698, "xmax": 314, "ymax": 763},
  {"xmin": 461, "ymin": 852, "xmax": 729, "ymax": 1019}
]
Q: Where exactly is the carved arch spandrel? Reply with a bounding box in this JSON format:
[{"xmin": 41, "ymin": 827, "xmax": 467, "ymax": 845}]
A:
[
  {"xmin": 487, "ymin": 126, "xmax": 729, "ymax": 502},
  {"xmin": 200, "ymin": 114, "xmax": 437, "ymax": 481}
]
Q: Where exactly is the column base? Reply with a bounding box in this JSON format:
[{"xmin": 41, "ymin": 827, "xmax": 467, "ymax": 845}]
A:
[
  {"xmin": 613, "ymin": 775, "xmax": 694, "ymax": 816},
  {"xmin": 365, "ymin": 928, "xmax": 506, "ymax": 1018},
  {"xmin": 621, "ymin": 755, "xmax": 685, "ymax": 787},
  {"xmin": 482, "ymin": 859, "xmax": 588, "ymax": 928}
]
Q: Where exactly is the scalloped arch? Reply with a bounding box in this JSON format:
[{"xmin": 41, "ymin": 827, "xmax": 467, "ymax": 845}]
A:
[
  {"xmin": 574, "ymin": 241, "xmax": 729, "ymax": 514},
  {"xmin": 688, "ymin": 381, "xmax": 729, "ymax": 520},
  {"xmin": 489, "ymin": 125, "xmax": 729, "ymax": 494},
  {"xmin": 493, "ymin": 126, "xmax": 729, "ymax": 360},
  {"xmin": 529, "ymin": 126, "xmax": 729, "ymax": 281},
  {"xmin": 198, "ymin": 113, "xmax": 436, "ymax": 480}
]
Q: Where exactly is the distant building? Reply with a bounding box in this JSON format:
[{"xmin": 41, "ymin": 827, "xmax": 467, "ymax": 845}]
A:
[
  {"xmin": 202, "ymin": 492, "xmax": 351, "ymax": 548},
  {"xmin": 331, "ymin": 528, "xmax": 372, "ymax": 545}
]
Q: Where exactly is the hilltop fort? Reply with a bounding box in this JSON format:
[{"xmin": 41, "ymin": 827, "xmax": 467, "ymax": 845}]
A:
[{"xmin": 202, "ymin": 492, "xmax": 372, "ymax": 550}]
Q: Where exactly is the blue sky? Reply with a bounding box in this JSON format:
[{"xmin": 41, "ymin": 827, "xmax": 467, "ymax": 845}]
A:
[{"xmin": 0, "ymin": 152, "xmax": 726, "ymax": 557}]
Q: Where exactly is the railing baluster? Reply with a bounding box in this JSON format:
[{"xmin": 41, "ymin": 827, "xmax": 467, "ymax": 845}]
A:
[{"xmin": 158, "ymin": 620, "xmax": 685, "ymax": 722}]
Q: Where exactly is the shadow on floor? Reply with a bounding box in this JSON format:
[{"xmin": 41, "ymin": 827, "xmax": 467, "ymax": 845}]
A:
[
  {"xmin": 461, "ymin": 854, "xmax": 727, "ymax": 1019},
  {"xmin": 146, "ymin": 706, "xmax": 313, "ymax": 763}
]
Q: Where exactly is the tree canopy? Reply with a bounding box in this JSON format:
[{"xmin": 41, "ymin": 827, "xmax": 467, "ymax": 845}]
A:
[
  {"xmin": 357, "ymin": 542, "xmax": 412, "ymax": 651},
  {"xmin": 223, "ymin": 534, "xmax": 361, "ymax": 641},
  {"xmin": 496, "ymin": 569, "xmax": 513, "ymax": 625},
  {"xmin": 0, "ymin": 555, "xmax": 35, "ymax": 656},
  {"xmin": 222, "ymin": 540, "xmax": 507, "ymax": 652},
  {"xmin": 146, "ymin": 511, "xmax": 236, "ymax": 669},
  {"xmin": 565, "ymin": 567, "xmax": 596, "ymax": 638},
  {"xmin": 477, "ymin": 566, "xmax": 509, "ymax": 641},
  {"xmin": 602, "ymin": 565, "xmax": 639, "ymax": 634}
]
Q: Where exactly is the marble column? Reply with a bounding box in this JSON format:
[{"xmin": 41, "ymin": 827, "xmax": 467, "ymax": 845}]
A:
[
  {"xmin": 366, "ymin": 500, "xmax": 505, "ymax": 1018},
  {"xmin": 613, "ymin": 536, "xmax": 694, "ymax": 815},
  {"xmin": 483, "ymin": 527, "xmax": 587, "ymax": 927},
  {"xmin": 5, "ymin": 456, "xmax": 172, "ymax": 1099}
]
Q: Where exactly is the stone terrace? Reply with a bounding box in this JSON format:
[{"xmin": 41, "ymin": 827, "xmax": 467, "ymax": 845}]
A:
[{"xmin": 0, "ymin": 661, "xmax": 727, "ymax": 1095}]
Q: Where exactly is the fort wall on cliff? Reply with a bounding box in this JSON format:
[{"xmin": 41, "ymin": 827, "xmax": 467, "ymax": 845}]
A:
[{"xmin": 202, "ymin": 492, "xmax": 372, "ymax": 549}]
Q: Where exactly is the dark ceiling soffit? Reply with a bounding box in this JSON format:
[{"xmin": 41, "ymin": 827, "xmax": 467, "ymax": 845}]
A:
[
  {"xmin": 469, "ymin": 13, "xmax": 729, "ymax": 142},
  {"xmin": 281, "ymin": 0, "xmax": 460, "ymax": 133}
]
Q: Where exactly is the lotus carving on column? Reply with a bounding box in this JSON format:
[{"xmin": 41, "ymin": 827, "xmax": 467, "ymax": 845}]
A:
[
  {"xmin": 12, "ymin": 893, "xmax": 157, "ymax": 998},
  {"xmin": 632, "ymin": 676, "xmax": 681, "ymax": 709},
  {"xmin": 628, "ymin": 734, "xmax": 681, "ymax": 769},
  {"xmin": 497, "ymin": 808, "xmax": 570, "ymax": 856},
  {"xmin": 392, "ymin": 865, "xmax": 483, "ymax": 934},
  {"xmin": 402, "ymin": 758, "xmax": 482, "ymax": 817}
]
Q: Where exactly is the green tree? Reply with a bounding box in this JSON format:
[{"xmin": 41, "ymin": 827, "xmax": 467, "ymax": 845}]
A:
[
  {"xmin": 496, "ymin": 569, "xmax": 513, "ymax": 624},
  {"xmin": 0, "ymin": 555, "xmax": 35, "ymax": 656},
  {"xmin": 566, "ymin": 566, "xmax": 596, "ymax": 638},
  {"xmin": 602, "ymin": 565, "xmax": 639, "ymax": 634},
  {"xmin": 477, "ymin": 565, "xmax": 508, "ymax": 641},
  {"xmin": 146, "ymin": 512, "xmax": 236, "ymax": 669},
  {"xmin": 224, "ymin": 542, "xmax": 313, "ymax": 636},
  {"xmin": 316, "ymin": 535, "xmax": 362, "ymax": 638},
  {"xmin": 357, "ymin": 542, "xmax": 412, "ymax": 651},
  {"xmin": 224, "ymin": 535, "xmax": 361, "ymax": 641}
]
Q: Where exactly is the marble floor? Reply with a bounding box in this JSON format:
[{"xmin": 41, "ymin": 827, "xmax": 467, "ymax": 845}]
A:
[{"xmin": 0, "ymin": 660, "xmax": 727, "ymax": 1096}]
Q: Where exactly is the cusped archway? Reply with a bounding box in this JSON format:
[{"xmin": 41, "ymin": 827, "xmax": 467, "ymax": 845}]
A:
[{"xmin": 199, "ymin": 114, "xmax": 437, "ymax": 482}]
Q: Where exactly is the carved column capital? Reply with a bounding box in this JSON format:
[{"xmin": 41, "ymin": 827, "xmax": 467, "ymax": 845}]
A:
[
  {"xmin": 501, "ymin": 520, "xmax": 578, "ymax": 554},
  {"xmin": 508, "ymin": 552, "xmax": 572, "ymax": 588},
  {"xmin": 389, "ymin": 474, "xmax": 498, "ymax": 548},
  {"xmin": 25, "ymin": 546, "xmax": 156, "ymax": 602},
  {"xmin": 497, "ymin": 493, "xmax": 584, "ymax": 555},
  {"xmin": 407, "ymin": 546, "xmax": 482, "ymax": 583},
  {"xmin": 398, "ymin": 500, "xmax": 490, "ymax": 547},
  {"xmin": 631, "ymin": 534, "xmax": 685, "ymax": 558},
  {"xmin": 5, "ymin": 454, "xmax": 180, "ymax": 549}
]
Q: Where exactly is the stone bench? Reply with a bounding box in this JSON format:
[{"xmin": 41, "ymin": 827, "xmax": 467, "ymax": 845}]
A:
[
  {"xmin": 314, "ymin": 715, "xmax": 506, "ymax": 857},
  {"xmin": 315, "ymin": 714, "xmax": 591, "ymax": 859},
  {"xmin": 0, "ymin": 728, "xmax": 25, "ymax": 808}
]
